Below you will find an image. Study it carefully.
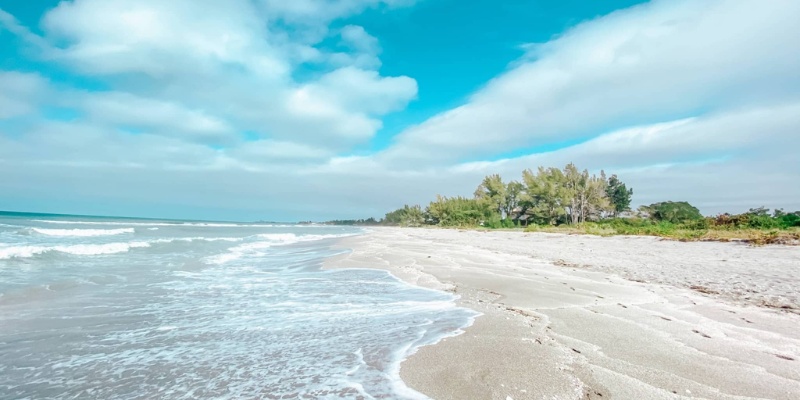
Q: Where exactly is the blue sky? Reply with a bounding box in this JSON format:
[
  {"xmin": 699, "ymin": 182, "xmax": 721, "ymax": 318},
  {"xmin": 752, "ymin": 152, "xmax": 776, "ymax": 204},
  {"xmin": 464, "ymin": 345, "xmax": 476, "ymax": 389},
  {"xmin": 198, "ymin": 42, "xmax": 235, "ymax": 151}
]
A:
[{"xmin": 1, "ymin": 0, "xmax": 799, "ymax": 221}]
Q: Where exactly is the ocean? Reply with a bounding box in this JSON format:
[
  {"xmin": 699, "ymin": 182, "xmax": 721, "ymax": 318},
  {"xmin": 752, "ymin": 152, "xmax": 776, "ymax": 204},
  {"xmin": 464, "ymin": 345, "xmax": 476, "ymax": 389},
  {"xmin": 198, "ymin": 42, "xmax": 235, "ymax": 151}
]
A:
[{"xmin": 0, "ymin": 212, "xmax": 477, "ymax": 399}]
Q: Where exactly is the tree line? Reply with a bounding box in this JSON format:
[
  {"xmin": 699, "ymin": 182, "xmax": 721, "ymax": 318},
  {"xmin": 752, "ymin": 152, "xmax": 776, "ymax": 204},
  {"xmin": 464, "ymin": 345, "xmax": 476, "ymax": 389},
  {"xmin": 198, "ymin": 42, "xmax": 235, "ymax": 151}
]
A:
[
  {"xmin": 320, "ymin": 162, "xmax": 800, "ymax": 234},
  {"xmin": 340, "ymin": 163, "xmax": 633, "ymax": 228}
]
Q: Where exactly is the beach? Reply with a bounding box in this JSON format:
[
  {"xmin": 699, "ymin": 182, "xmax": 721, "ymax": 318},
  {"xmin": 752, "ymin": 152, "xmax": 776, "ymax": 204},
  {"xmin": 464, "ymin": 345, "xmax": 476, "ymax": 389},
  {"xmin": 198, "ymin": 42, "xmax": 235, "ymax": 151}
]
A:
[{"xmin": 324, "ymin": 227, "xmax": 800, "ymax": 399}]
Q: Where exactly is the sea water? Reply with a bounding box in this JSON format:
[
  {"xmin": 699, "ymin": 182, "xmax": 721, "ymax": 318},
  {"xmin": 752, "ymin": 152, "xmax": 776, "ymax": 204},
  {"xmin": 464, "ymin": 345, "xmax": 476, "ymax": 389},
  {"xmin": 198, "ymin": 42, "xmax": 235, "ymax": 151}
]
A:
[{"xmin": 0, "ymin": 213, "xmax": 477, "ymax": 399}]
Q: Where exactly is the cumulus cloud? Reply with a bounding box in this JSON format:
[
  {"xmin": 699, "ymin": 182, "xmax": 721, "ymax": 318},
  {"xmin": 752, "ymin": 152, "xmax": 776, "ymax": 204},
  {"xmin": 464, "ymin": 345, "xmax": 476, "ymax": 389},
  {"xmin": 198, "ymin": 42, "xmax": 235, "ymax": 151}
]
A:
[
  {"xmin": 1, "ymin": 0, "xmax": 798, "ymax": 219},
  {"xmin": 383, "ymin": 0, "xmax": 800, "ymax": 164},
  {"xmin": 3, "ymin": 0, "xmax": 417, "ymax": 147}
]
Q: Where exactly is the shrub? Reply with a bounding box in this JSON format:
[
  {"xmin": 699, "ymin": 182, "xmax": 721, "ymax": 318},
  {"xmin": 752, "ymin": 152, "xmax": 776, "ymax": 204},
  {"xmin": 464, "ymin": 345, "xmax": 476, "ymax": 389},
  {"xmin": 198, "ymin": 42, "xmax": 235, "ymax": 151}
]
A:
[{"xmin": 645, "ymin": 201, "xmax": 703, "ymax": 223}]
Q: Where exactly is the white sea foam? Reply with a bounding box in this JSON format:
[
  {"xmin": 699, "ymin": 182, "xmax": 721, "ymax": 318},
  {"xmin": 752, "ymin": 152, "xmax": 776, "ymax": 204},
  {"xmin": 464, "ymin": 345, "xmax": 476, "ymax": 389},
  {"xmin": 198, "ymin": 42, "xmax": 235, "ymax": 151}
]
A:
[
  {"xmin": 0, "ymin": 241, "xmax": 151, "ymax": 259},
  {"xmin": 166, "ymin": 237, "xmax": 244, "ymax": 243},
  {"xmin": 205, "ymin": 233, "xmax": 355, "ymax": 265},
  {"xmin": 32, "ymin": 228, "xmax": 135, "ymax": 237},
  {"xmin": 0, "ymin": 236, "xmax": 256, "ymax": 260},
  {"xmin": 33, "ymin": 219, "xmax": 288, "ymax": 228}
]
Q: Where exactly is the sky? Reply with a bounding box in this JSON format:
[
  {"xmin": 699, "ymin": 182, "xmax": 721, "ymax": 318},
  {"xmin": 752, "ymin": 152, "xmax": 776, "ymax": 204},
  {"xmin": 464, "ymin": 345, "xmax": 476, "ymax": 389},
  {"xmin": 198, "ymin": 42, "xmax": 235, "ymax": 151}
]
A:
[{"xmin": 0, "ymin": 0, "xmax": 798, "ymax": 222}]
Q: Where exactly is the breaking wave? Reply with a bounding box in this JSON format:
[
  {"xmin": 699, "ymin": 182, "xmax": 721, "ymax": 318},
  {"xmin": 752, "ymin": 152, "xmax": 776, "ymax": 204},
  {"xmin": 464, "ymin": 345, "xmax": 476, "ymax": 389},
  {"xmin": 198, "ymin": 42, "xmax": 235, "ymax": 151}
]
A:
[
  {"xmin": 32, "ymin": 219, "xmax": 291, "ymax": 228},
  {"xmin": 0, "ymin": 242, "xmax": 151, "ymax": 260},
  {"xmin": 32, "ymin": 228, "xmax": 135, "ymax": 237},
  {"xmin": 205, "ymin": 233, "xmax": 355, "ymax": 265},
  {"xmin": 0, "ymin": 237, "xmax": 245, "ymax": 260}
]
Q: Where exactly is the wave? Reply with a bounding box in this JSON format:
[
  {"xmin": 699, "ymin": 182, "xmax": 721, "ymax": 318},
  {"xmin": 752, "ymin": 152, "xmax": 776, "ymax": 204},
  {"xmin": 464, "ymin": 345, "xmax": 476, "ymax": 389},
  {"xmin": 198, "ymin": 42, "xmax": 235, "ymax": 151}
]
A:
[
  {"xmin": 32, "ymin": 219, "xmax": 289, "ymax": 228},
  {"xmin": 205, "ymin": 233, "xmax": 355, "ymax": 265},
  {"xmin": 0, "ymin": 236, "xmax": 246, "ymax": 260},
  {"xmin": 32, "ymin": 228, "xmax": 135, "ymax": 237},
  {"xmin": 0, "ymin": 241, "xmax": 151, "ymax": 260},
  {"xmin": 156, "ymin": 237, "xmax": 244, "ymax": 243}
]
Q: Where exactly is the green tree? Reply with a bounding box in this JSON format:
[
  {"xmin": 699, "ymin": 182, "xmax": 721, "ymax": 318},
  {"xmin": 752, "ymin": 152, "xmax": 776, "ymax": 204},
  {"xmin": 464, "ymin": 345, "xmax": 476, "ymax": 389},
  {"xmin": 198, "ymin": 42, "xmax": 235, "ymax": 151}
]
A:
[
  {"xmin": 474, "ymin": 174, "xmax": 507, "ymax": 217},
  {"xmin": 605, "ymin": 174, "xmax": 633, "ymax": 217},
  {"xmin": 383, "ymin": 205, "xmax": 425, "ymax": 226},
  {"xmin": 521, "ymin": 167, "xmax": 568, "ymax": 225},
  {"xmin": 562, "ymin": 163, "xmax": 611, "ymax": 223},
  {"xmin": 504, "ymin": 180, "xmax": 524, "ymax": 219},
  {"xmin": 427, "ymin": 195, "xmax": 496, "ymax": 227}
]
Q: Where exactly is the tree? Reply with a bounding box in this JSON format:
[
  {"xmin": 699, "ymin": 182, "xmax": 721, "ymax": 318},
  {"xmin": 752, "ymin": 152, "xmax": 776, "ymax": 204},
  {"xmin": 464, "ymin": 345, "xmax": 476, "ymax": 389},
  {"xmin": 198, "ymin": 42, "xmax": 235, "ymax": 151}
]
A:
[
  {"xmin": 605, "ymin": 174, "xmax": 633, "ymax": 217},
  {"xmin": 645, "ymin": 201, "xmax": 703, "ymax": 223},
  {"xmin": 562, "ymin": 163, "xmax": 612, "ymax": 223},
  {"xmin": 383, "ymin": 205, "xmax": 425, "ymax": 226},
  {"xmin": 427, "ymin": 195, "xmax": 496, "ymax": 227},
  {"xmin": 474, "ymin": 174, "xmax": 507, "ymax": 217},
  {"xmin": 402, "ymin": 205, "xmax": 425, "ymax": 226},
  {"xmin": 521, "ymin": 167, "xmax": 568, "ymax": 225},
  {"xmin": 504, "ymin": 180, "xmax": 524, "ymax": 219},
  {"xmin": 583, "ymin": 172, "xmax": 611, "ymax": 222}
]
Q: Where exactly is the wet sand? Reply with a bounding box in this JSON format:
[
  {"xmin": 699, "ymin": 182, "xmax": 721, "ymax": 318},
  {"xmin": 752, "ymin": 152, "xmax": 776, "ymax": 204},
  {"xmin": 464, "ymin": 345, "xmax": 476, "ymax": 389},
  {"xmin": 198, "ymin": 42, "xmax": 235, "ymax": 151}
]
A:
[{"xmin": 324, "ymin": 227, "xmax": 800, "ymax": 400}]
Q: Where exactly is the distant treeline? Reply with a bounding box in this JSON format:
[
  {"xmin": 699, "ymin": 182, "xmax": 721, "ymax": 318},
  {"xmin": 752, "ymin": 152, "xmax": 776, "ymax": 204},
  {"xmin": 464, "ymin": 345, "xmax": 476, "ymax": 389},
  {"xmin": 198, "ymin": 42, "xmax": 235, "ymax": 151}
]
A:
[
  {"xmin": 328, "ymin": 163, "xmax": 629, "ymax": 228},
  {"xmin": 313, "ymin": 218, "xmax": 381, "ymax": 226},
  {"xmin": 320, "ymin": 163, "xmax": 800, "ymax": 236}
]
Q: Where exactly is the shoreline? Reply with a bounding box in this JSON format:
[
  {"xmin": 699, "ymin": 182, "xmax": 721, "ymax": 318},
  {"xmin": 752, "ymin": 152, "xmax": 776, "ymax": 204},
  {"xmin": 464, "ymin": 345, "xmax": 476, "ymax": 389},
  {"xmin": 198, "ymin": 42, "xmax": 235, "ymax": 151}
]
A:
[{"xmin": 323, "ymin": 227, "xmax": 800, "ymax": 399}]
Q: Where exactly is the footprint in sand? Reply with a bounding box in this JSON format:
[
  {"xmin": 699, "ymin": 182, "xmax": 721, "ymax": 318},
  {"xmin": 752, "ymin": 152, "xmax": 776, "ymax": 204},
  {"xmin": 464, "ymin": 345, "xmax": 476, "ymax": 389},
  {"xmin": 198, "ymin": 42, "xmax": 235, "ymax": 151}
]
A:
[{"xmin": 692, "ymin": 329, "xmax": 712, "ymax": 338}]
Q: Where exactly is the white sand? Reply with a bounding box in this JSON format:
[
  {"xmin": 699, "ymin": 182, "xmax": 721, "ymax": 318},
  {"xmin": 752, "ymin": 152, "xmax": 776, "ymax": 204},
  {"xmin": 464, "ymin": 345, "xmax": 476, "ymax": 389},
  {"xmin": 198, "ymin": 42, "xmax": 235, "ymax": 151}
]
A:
[{"xmin": 324, "ymin": 227, "xmax": 800, "ymax": 399}]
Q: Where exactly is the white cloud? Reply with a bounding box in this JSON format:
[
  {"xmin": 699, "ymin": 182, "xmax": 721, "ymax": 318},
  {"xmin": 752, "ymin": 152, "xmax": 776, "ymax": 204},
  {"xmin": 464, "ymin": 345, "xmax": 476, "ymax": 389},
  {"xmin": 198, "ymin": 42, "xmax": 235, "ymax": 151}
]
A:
[
  {"xmin": 231, "ymin": 140, "xmax": 332, "ymax": 164},
  {"xmin": 384, "ymin": 0, "xmax": 800, "ymax": 164},
  {"xmin": 331, "ymin": 25, "xmax": 382, "ymax": 68},
  {"xmin": 341, "ymin": 25, "xmax": 380, "ymax": 53},
  {"xmin": 79, "ymin": 92, "xmax": 235, "ymax": 143},
  {"xmin": 5, "ymin": 0, "xmax": 418, "ymax": 148},
  {"xmin": 42, "ymin": 0, "xmax": 288, "ymax": 78},
  {"xmin": 458, "ymin": 103, "xmax": 800, "ymax": 210},
  {"xmin": 0, "ymin": 71, "xmax": 50, "ymax": 118},
  {"xmin": 2, "ymin": 0, "xmax": 799, "ymax": 220}
]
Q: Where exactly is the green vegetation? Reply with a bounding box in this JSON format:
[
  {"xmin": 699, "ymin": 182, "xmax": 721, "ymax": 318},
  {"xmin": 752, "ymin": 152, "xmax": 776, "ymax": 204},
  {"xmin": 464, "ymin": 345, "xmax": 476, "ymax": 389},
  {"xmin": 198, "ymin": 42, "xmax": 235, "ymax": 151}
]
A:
[
  {"xmin": 321, "ymin": 162, "xmax": 799, "ymax": 245},
  {"xmin": 383, "ymin": 204, "xmax": 425, "ymax": 227},
  {"xmin": 524, "ymin": 208, "xmax": 800, "ymax": 245},
  {"xmin": 427, "ymin": 196, "xmax": 495, "ymax": 227},
  {"xmin": 642, "ymin": 201, "xmax": 703, "ymax": 223}
]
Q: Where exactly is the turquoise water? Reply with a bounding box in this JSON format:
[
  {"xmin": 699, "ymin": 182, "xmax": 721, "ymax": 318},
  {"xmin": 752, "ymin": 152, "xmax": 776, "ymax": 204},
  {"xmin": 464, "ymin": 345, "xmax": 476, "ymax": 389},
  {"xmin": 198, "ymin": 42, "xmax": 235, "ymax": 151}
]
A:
[{"xmin": 0, "ymin": 214, "xmax": 476, "ymax": 399}]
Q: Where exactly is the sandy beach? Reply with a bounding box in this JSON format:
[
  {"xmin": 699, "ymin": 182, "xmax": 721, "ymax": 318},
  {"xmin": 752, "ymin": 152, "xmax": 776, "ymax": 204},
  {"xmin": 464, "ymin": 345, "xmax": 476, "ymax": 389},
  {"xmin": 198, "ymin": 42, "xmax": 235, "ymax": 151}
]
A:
[{"xmin": 324, "ymin": 227, "xmax": 800, "ymax": 399}]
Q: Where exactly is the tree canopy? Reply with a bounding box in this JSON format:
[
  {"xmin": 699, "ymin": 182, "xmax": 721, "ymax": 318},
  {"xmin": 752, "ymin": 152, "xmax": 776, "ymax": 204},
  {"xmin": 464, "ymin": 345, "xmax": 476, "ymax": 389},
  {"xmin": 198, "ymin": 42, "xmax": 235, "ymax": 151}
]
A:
[{"xmin": 606, "ymin": 174, "xmax": 633, "ymax": 216}]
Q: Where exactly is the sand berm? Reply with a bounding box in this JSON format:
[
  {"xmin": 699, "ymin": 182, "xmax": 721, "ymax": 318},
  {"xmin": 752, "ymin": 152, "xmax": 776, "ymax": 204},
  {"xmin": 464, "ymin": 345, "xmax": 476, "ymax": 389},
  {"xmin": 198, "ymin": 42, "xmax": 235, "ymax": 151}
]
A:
[{"xmin": 324, "ymin": 227, "xmax": 800, "ymax": 400}]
